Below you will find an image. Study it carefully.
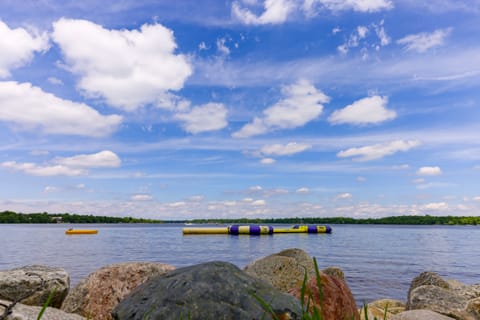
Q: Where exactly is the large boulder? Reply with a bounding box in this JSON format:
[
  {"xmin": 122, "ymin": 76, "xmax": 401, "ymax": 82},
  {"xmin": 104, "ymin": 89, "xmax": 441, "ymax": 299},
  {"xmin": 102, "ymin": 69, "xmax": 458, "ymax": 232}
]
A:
[
  {"xmin": 243, "ymin": 248, "xmax": 317, "ymax": 292},
  {"xmin": 392, "ymin": 309, "xmax": 455, "ymax": 320},
  {"xmin": 359, "ymin": 299, "xmax": 405, "ymax": 320},
  {"xmin": 61, "ymin": 262, "xmax": 175, "ymax": 320},
  {"xmin": 407, "ymin": 271, "xmax": 480, "ymax": 319},
  {"xmin": 112, "ymin": 261, "xmax": 302, "ymax": 320},
  {"xmin": 0, "ymin": 265, "xmax": 69, "ymax": 308},
  {"xmin": 289, "ymin": 271, "xmax": 359, "ymax": 320},
  {"xmin": 0, "ymin": 298, "xmax": 85, "ymax": 320}
]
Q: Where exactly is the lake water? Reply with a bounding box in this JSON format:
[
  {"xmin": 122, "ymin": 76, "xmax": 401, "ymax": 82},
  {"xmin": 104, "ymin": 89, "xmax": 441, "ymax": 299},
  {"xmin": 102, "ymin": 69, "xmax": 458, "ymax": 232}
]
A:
[{"xmin": 1, "ymin": 223, "xmax": 479, "ymax": 304}]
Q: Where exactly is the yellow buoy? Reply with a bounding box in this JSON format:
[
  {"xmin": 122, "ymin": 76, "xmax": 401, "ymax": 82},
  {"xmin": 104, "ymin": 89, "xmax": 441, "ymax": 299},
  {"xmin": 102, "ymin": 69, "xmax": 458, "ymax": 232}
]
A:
[{"xmin": 65, "ymin": 229, "xmax": 98, "ymax": 235}]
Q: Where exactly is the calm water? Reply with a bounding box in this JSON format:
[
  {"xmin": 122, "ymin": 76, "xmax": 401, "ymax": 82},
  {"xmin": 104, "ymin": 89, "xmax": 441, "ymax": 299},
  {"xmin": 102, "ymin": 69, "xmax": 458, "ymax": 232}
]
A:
[{"xmin": 1, "ymin": 223, "xmax": 479, "ymax": 304}]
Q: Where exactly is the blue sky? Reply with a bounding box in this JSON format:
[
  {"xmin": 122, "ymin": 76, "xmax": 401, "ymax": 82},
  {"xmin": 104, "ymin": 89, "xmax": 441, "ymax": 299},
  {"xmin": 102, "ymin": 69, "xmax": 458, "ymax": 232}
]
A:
[{"xmin": 1, "ymin": 0, "xmax": 480, "ymax": 219}]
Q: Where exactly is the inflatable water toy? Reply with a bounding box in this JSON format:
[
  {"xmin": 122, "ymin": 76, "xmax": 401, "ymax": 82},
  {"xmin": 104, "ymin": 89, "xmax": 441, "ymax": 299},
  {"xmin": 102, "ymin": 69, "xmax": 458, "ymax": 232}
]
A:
[
  {"xmin": 182, "ymin": 224, "xmax": 331, "ymax": 235},
  {"xmin": 65, "ymin": 229, "xmax": 98, "ymax": 235}
]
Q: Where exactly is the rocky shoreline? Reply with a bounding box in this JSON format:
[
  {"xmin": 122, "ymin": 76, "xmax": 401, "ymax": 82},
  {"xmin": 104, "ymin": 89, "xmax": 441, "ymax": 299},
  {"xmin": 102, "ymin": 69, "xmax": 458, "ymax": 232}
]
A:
[{"xmin": 1, "ymin": 248, "xmax": 479, "ymax": 319}]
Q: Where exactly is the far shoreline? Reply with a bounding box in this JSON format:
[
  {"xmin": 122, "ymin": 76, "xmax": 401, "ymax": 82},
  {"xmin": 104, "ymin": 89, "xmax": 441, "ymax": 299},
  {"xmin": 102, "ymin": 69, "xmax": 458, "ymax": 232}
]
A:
[{"xmin": 1, "ymin": 210, "xmax": 480, "ymax": 225}]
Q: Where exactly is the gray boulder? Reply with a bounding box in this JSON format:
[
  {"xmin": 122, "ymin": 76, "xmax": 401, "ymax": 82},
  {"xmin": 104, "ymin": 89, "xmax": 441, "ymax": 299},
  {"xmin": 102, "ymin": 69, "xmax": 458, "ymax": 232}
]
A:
[
  {"xmin": 243, "ymin": 248, "xmax": 316, "ymax": 292},
  {"xmin": 112, "ymin": 261, "xmax": 302, "ymax": 320},
  {"xmin": 61, "ymin": 262, "xmax": 175, "ymax": 320},
  {"xmin": 0, "ymin": 265, "xmax": 69, "ymax": 308},
  {"xmin": 392, "ymin": 309, "xmax": 455, "ymax": 320},
  {"xmin": 0, "ymin": 298, "xmax": 85, "ymax": 320},
  {"xmin": 407, "ymin": 271, "xmax": 480, "ymax": 319}
]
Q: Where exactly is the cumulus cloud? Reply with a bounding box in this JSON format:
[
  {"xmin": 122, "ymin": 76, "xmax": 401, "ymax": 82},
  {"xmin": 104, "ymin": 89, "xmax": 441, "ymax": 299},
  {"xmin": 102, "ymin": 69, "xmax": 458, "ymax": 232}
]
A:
[
  {"xmin": 328, "ymin": 95, "xmax": 396, "ymax": 125},
  {"xmin": 260, "ymin": 142, "xmax": 311, "ymax": 156},
  {"xmin": 335, "ymin": 192, "xmax": 352, "ymax": 201},
  {"xmin": 1, "ymin": 161, "xmax": 86, "ymax": 176},
  {"xmin": 233, "ymin": 0, "xmax": 392, "ymax": 25},
  {"xmin": 175, "ymin": 103, "xmax": 228, "ymax": 134},
  {"xmin": 260, "ymin": 158, "xmax": 276, "ymax": 164},
  {"xmin": 0, "ymin": 21, "xmax": 49, "ymax": 78},
  {"xmin": 232, "ymin": 0, "xmax": 294, "ymax": 25},
  {"xmin": 233, "ymin": 80, "xmax": 329, "ymax": 138},
  {"xmin": 52, "ymin": 18, "xmax": 192, "ymax": 111},
  {"xmin": 131, "ymin": 194, "xmax": 153, "ymax": 201},
  {"xmin": 397, "ymin": 28, "xmax": 452, "ymax": 53},
  {"xmin": 417, "ymin": 166, "xmax": 443, "ymax": 176},
  {"xmin": 0, "ymin": 81, "xmax": 122, "ymax": 136},
  {"xmin": 296, "ymin": 187, "xmax": 310, "ymax": 194},
  {"xmin": 53, "ymin": 150, "xmax": 121, "ymax": 168},
  {"xmin": 337, "ymin": 140, "xmax": 421, "ymax": 161},
  {"xmin": 1, "ymin": 150, "xmax": 120, "ymax": 176},
  {"xmin": 421, "ymin": 202, "xmax": 449, "ymax": 211}
]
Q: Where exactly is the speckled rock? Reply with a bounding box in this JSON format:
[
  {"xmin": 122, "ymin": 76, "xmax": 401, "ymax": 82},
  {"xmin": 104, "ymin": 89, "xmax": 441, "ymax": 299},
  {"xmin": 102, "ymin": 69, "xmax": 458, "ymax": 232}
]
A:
[
  {"xmin": 112, "ymin": 261, "xmax": 302, "ymax": 320},
  {"xmin": 0, "ymin": 299, "xmax": 85, "ymax": 320},
  {"xmin": 61, "ymin": 262, "xmax": 175, "ymax": 320},
  {"xmin": 0, "ymin": 265, "xmax": 69, "ymax": 308},
  {"xmin": 244, "ymin": 248, "xmax": 316, "ymax": 292},
  {"xmin": 289, "ymin": 271, "xmax": 359, "ymax": 320},
  {"xmin": 321, "ymin": 266, "xmax": 345, "ymax": 281},
  {"xmin": 359, "ymin": 299, "xmax": 405, "ymax": 320},
  {"xmin": 407, "ymin": 271, "xmax": 480, "ymax": 319},
  {"xmin": 392, "ymin": 309, "xmax": 455, "ymax": 320}
]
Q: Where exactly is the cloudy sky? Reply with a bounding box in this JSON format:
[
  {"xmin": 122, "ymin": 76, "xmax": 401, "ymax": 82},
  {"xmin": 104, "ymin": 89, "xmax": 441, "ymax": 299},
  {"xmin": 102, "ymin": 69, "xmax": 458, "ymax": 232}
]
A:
[{"xmin": 1, "ymin": 0, "xmax": 480, "ymax": 220}]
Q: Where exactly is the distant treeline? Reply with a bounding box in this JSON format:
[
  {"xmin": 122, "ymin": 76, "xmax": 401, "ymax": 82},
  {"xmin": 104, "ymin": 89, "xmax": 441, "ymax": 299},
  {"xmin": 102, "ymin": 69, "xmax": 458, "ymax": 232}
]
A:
[
  {"xmin": 0, "ymin": 211, "xmax": 163, "ymax": 224},
  {"xmin": 189, "ymin": 215, "xmax": 480, "ymax": 225},
  {"xmin": 2, "ymin": 210, "xmax": 480, "ymax": 225}
]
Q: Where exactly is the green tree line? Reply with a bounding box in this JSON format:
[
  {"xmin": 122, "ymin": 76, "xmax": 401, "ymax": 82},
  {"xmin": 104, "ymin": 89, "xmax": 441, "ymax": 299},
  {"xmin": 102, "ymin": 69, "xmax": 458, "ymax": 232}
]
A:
[
  {"xmin": 0, "ymin": 211, "xmax": 163, "ymax": 224},
  {"xmin": 189, "ymin": 215, "xmax": 480, "ymax": 225},
  {"xmin": 2, "ymin": 210, "xmax": 480, "ymax": 225}
]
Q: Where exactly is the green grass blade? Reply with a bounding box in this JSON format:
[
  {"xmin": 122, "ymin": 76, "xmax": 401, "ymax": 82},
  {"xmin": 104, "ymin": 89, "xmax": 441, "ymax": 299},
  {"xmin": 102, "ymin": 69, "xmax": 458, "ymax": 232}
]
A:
[{"xmin": 36, "ymin": 288, "xmax": 56, "ymax": 320}]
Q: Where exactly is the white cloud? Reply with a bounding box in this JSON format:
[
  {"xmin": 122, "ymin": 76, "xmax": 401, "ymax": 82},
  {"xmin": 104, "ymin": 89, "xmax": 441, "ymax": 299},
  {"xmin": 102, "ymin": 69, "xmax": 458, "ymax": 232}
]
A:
[
  {"xmin": 329, "ymin": 95, "xmax": 396, "ymax": 125},
  {"xmin": 296, "ymin": 187, "xmax": 310, "ymax": 194},
  {"xmin": 357, "ymin": 176, "xmax": 366, "ymax": 182},
  {"xmin": 397, "ymin": 28, "xmax": 452, "ymax": 53},
  {"xmin": 131, "ymin": 194, "xmax": 153, "ymax": 201},
  {"xmin": 175, "ymin": 103, "xmax": 228, "ymax": 134},
  {"xmin": 337, "ymin": 140, "xmax": 421, "ymax": 161},
  {"xmin": 1, "ymin": 150, "xmax": 121, "ymax": 177},
  {"xmin": 421, "ymin": 202, "xmax": 449, "ymax": 211},
  {"xmin": 0, "ymin": 81, "xmax": 122, "ymax": 136},
  {"xmin": 417, "ymin": 166, "xmax": 442, "ymax": 176},
  {"xmin": 54, "ymin": 150, "xmax": 121, "ymax": 168},
  {"xmin": 47, "ymin": 77, "xmax": 63, "ymax": 85},
  {"xmin": 232, "ymin": 0, "xmax": 294, "ymax": 25},
  {"xmin": 251, "ymin": 199, "xmax": 266, "ymax": 206},
  {"xmin": 473, "ymin": 196, "xmax": 480, "ymax": 202},
  {"xmin": 335, "ymin": 192, "xmax": 352, "ymax": 201},
  {"xmin": 260, "ymin": 142, "xmax": 311, "ymax": 156},
  {"xmin": 374, "ymin": 20, "xmax": 390, "ymax": 47},
  {"xmin": 316, "ymin": 0, "xmax": 393, "ymax": 12},
  {"xmin": 392, "ymin": 164, "xmax": 410, "ymax": 170},
  {"xmin": 0, "ymin": 21, "xmax": 49, "ymax": 78},
  {"xmin": 216, "ymin": 38, "xmax": 230, "ymax": 55},
  {"xmin": 249, "ymin": 185, "xmax": 263, "ymax": 192},
  {"xmin": 233, "ymin": 80, "xmax": 329, "ymax": 138},
  {"xmin": 260, "ymin": 158, "xmax": 276, "ymax": 164},
  {"xmin": 52, "ymin": 18, "xmax": 192, "ymax": 111},
  {"xmin": 412, "ymin": 178, "xmax": 425, "ymax": 184},
  {"xmin": 1, "ymin": 161, "xmax": 86, "ymax": 176},
  {"xmin": 44, "ymin": 186, "xmax": 58, "ymax": 193}
]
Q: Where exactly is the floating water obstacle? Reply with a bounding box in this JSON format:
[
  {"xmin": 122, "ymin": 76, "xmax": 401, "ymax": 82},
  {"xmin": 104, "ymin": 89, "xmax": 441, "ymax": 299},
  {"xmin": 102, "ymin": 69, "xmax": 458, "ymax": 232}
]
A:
[
  {"xmin": 182, "ymin": 224, "xmax": 332, "ymax": 235},
  {"xmin": 65, "ymin": 229, "xmax": 98, "ymax": 235}
]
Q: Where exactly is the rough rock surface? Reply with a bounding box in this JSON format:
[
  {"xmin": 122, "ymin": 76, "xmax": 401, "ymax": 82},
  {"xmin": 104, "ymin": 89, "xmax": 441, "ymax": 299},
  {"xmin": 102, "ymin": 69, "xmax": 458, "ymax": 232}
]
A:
[
  {"xmin": 407, "ymin": 271, "xmax": 480, "ymax": 319},
  {"xmin": 392, "ymin": 309, "xmax": 455, "ymax": 320},
  {"xmin": 112, "ymin": 261, "xmax": 302, "ymax": 320},
  {"xmin": 359, "ymin": 299, "xmax": 405, "ymax": 320},
  {"xmin": 289, "ymin": 271, "xmax": 359, "ymax": 320},
  {"xmin": 0, "ymin": 265, "xmax": 69, "ymax": 308},
  {"xmin": 244, "ymin": 248, "xmax": 317, "ymax": 292},
  {"xmin": 0, "ymin": 298, "xmax": 85, "ymax": 320},
  {"xmin": 61, "ymin": 262, "xmax": 175, "ymax": 320}
]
